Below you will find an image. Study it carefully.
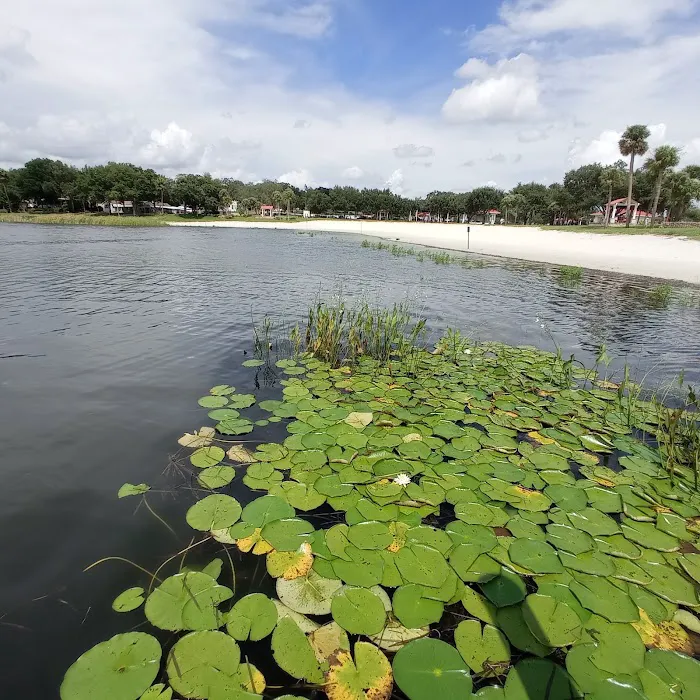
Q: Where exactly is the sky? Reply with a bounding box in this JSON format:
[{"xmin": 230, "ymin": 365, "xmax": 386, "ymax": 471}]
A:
[{"xmin": 2, "ymin": 0, "xmax": 700, "ymax": 197}]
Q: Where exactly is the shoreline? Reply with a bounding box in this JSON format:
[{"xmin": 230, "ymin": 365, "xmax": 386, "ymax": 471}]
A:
[{"xmin": 168, "ymin": 220, "xmax": 700, "ymax": 284}]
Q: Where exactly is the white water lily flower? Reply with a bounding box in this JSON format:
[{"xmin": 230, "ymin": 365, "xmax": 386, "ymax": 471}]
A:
[
  {"xmin": 393, "ymin": 473, "xmax": 411, "ymax": 486},
  {"xmin": 464, "ymin": 349, "xmax": 472, "ymax": 355}
]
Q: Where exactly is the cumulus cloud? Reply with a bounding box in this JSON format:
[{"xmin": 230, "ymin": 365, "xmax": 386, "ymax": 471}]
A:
[
  {"xmin": 293, "ymin": 119, "xmax": 311, "ymax": 129},
  {"xmin": 139, "ymin": 122, "xmax": 202, "ymax": 169},
  {"xmin": 278, "ymin": 168, "xmax": 314, "ymax": 188},
  {"xmin": 342, "ymin": 166, "xmax": 364, "ymax": 179},
  {"xmin": 462, "ymin": 160, "xmax": 476, "ymax": 167},
  {"xmin": 442, "ymin": 54, "xmax": 541, "ymax": 123},
  {"xmin": 385, "ymin": 169, "xmax": 405, "ymax": 195},
  {"xmin": 487, "ymin": 153, "xmax": 507, "ymax": 163},
  {"xmin": 393, "ymin": 144, "xmax": 434, "ymax": 158},
  {"xmin": 568, "ymin": 123, "xmax": 668, "ymax": 167}
]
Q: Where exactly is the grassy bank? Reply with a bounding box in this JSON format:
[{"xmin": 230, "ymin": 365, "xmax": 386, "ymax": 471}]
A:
[{"xmin": 0, "ymin": 212, "xmax": 307, "ymax": 227}]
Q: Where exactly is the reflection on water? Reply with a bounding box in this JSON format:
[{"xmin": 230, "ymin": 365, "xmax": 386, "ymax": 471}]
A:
[{"xmin": 0, "ymin": 223, "xmax": 698, "ymax": 697}]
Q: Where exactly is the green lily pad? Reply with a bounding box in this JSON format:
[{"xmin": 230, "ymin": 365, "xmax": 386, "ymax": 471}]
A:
[
  {"xmin": 480, "ymin": 568, "xmax": 527, "ymax": 607},
  {"xmin": 166, "ymin": 631, "xmax": 241, "ymax": 699},
  {"xmin": 190, "ymin": 446, "xmax": 226, "ymax": 469},
  {"xmin": 186, "ymin": 495, "xmax": 242, "ymax": 531},
  {"xmin": 638, "ymin": 560, "xmax": 699, "ymax": 606},
  {"xmin": 333, "ymin": 546, "xmax": 385, "ymax": 587},
  {"xmin": 644, "ymin": 649, "xmax": 700, "ymax": 698},
  {"xmin": 496, "ymin": 606, "xmax": 553, "ymax": 658},
  {"xmin": 261, "ymin": 518, "xmax": 314, "ymax": 552},
  {"xmin": 565, "ymin": 644, "xmax": 612, "ymax": 694},
  {"xmin": 347, "ymin": 521, "xmax": 393, "ymax": 550},
  {"xmin": 509, "ymin": 539, "xmax": 563, "ymax": 574},
  {"xmin": 227, "ymin": 394, "xmax": 256, "ymax": 409},
  {"xmin": 569, "ymin": 573, "xmax": 639, "ymax": 623},
  {"xmin": 522, "ymin": 594, "xmax": 582, "ymax": 647},
  {"xmin": 241, "ymin": 495, "xmax": 294, "ymax": 528},
  {"xmin": 60, "ymin": 633, "xmax": 161, "ymax": 700},
  {"xmin": 455, "ymin": 502, "xmax": 509, "ymax": 527},
  {"xmin": 369, "ymin": 617, "xmax": 430, "ymax": 652},
  {"xmin": 559, "ymin": 551, "xmax": 615, "ymax": 576},
  {"xmin": 118, "ymin": 483, "xmax": 150, "ymax": 498},
  {"xmin": 567, "ymin": 509, "xmax": 620, "ymax": 536},
  {"xmin": 454, "ymin": 620, "xmax": 510, "ymax": 676},
  {"xmin": 198, "ymin": 466, "xmax": 236, "ymax": 489},
  {"xmin": 588, "ymin": 620, "xmax": 645, "ymax": 675},
  {"xmin": 139, "ymin": 683, "xmax": 173, "ymax": 700},
  {"xmin": 331, "ymin": 586, "xmax": 387, "ymax": 635},
  {"xmin": 393, "ymin": 638, "xmax": 473, "ymax": 700},
  {"xmin": 215, "ymin": 418, "xmax": 254, "ymax": 435},
  {"xmin": 225, "ymin": 594, "xmax": 277, "ymax": 641},
  {"xmin": 396, "ymin": 544, "xmax": 450, "ymax": 588},
  {"xmin": 545, "ymin": 524, "xmax": 595, "ymax": 555},
  {"xmin": 198, "ymin": 396, "xmax": 229, "ymax": 408},
  {"xmin": 621, "ymin": 521, "xmax": 680, "ymax": 552},
  {"xmin": 145, "ymin": 572, "xmax": 232, "ymax": 631},
  {"xmin": 392, "ymin": 584, "xmax": 444, "ymax": 628},
  {"xmin": 276, "ymin": 570, "xmax": 343, "ymax": 615},
  {"xmin": 503, "ymin": 658, "xmax": 581, "ymax": 699},
  {"xmin": 461, "ymin": 586, "xmax": 499, "ymax": 624},
  {"xmin": 112, "ymin": 587, "xmax": 145, "ymax": 613},
  {"xmin": 271, "ymin": 618, "xmax": 324, "ymax": 684}
]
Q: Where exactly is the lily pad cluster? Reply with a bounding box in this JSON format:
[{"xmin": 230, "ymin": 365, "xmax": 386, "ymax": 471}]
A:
[{"xmin": 63, "ymin": 343, "xmax": 700, "ymax": 700}]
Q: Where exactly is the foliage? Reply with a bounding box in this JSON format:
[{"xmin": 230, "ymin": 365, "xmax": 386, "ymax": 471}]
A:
[{"xmin": 60, "ymin": 307, "xmax": 700, "ymax": 700}]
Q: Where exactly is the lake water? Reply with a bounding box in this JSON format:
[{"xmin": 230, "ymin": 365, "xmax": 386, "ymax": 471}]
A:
[{"xmin": 1, "ymin": 223, "xmax": 699, "ymax": 697}]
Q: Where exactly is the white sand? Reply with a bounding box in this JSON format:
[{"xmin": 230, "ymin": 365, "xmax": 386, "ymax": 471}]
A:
[{"xmin": 168, "ymin": 220, "xmax": 700, "ymax": 284}]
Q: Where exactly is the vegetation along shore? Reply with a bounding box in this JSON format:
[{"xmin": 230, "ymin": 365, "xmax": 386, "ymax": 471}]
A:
[{"xmin": 58, "ymin": 300, "xmax": 700, "ymax": 700}]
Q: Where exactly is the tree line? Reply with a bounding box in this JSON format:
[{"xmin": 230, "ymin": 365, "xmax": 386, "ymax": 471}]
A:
[{"xmin": 1, "ymin": 124, "xmax": 698, "ymax": 224}]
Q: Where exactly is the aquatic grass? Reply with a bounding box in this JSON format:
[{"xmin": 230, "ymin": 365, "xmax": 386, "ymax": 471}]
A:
[
  {"xmin": 558, "ymin": 265, "xmax": 583, "ymax": 284},
  {"xmin": 648, "ymin": 284, "xmax": 673, "ymax": 308},
  {"xmin": 301, "ymin": 299, "xmax": 427, "ymax": 368}
]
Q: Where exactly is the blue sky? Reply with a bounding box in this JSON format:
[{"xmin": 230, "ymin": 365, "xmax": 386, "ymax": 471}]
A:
[{"xmin": 3, "ymin": 0, "xmax": 700, "ymax": 195}]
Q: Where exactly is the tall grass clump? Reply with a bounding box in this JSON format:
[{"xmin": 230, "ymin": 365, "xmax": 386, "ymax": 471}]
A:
[
  {"xmin": 558, "ymin": 265, "xmax": 583, "ymax": 284},
  {"xmin": 648, "ymin": 284, "xmax": 673, "ymax": 308},
  {"xmin": 301, "ymin": 299, "xmax": 427, "ymax": 367}
]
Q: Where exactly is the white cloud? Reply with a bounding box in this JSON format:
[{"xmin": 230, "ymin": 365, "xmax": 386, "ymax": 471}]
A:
[
  {"xmin": 385, "ymin": 169, "xmax": 405, "ymax": 195},
  {"xmin": 342, "ymin": 166, "xmax": 364, "ymax": 179},
  {"xmin": 568, "ymin": 123, "xmax": 668, "ymax": 167},
  {"xmin": 278, "ymin": 168, "xmax": 314, "ymax": 188},
  {"xmin": 139, "ymin": 123, "xmax": 202, "ymax": 169},
  {"xmin": 518, "ymin": 128, "xmax": 550, "ymax": 143},
  {"xmin": 472, "ymin": 0, "xmax": 697, "ymax": 51},
  {"xmin": 293, "ymin": 119, "xmax": 311, "ymax": 129},
  {"xmin": 442, "ymin": 54, "xmax": 541, "ymax": 123},
  {"xmin": 393, "ymin": 144, "xmax": 434, "ymax": 158}
]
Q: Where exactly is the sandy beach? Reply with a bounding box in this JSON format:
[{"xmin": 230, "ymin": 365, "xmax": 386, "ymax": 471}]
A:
[{"xmin": 168, "ymin": 220, "xmax": 700, "ymax": 284}]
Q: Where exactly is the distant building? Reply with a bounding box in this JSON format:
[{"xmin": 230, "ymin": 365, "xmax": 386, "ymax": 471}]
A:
[
  {"xmin": 260, "ymin": 204, "xmax": 274, "ymax": 217},
  {"xmin": 590, "ymin": 198, "xmax": 654, "ymax": 226},
  {"xmin": 221, "ymin": 200, "xmax": 238, "ymax": 215}
]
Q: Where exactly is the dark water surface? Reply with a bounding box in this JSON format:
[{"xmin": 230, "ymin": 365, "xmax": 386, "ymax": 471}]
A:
[{"xmin": 1, "ymin": 223, "xmax": 699, "ymax": 697}]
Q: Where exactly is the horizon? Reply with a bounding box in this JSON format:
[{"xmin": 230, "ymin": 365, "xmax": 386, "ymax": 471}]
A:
[{"xmin": 2, "ymin": 1, "xmax": 700, "ymax": 197}]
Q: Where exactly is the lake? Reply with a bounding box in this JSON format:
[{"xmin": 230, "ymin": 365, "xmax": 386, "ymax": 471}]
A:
[{"xmin": 1, "ymin": 223, "xmax": 699, "ymax": 697}]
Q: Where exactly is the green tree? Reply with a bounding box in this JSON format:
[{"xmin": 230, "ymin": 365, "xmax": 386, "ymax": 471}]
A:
[
  {"xmin": 465, "ymin": 187, "xmax": 503, "ymax": 222},
  {"xmin": 645, "ymin": 146, "xmax": 680, "ymax": 225},
  {"xmin": 501, "ymin": 193, "xmax": 527, "ymax": 224},
  {"xmin": 664, "ymin": 171, "xmax": 700, "ymax": 221},
  {"xmin": 599, "ymin": 165, "xmax": 627, "ymax": 226},
  {"xmin": 618, "ymin": 125, "xmax": 651, "ymax": 227},
  {"xmin": 283, "ymin": 187, "xmax": 295, "ymax": 217},
  {"xmin": 563, "ymin": 164, "xmax": 606, "ymax": 218}
]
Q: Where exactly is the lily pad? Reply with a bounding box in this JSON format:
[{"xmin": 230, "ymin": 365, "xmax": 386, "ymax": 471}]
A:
[
  {"xmin": 225, "ymin": 594, "xmax": 277, "ymax": 641},
  {"xmin": 112, "ymin": 587, "xmax": 145, "ymax": 613},
  {"xmin": 569, "ymin": 573, "xmax": 639, "ymax": 623},
  {"xmin": 261, "ymin": 518, "xmax": 314, "ymax": 552},
  {"xmin": 145, "ymin": 572, "xmax": 232, "ymax": 631},
  {"xmin": 347, "ymin": 521, "xmax": 393, "ymax": 550},
  {"xmin": 325, "ymin": 642, "xmax": 393, "ymax": 700},
  {"xmin": 454, "ymin": 620, "xmax": 510, "ymax": 676},
  {"xmin": 60, "ymin": 633, "xmax": 161, "ymax": 700},
  {"xmin": 271, "ymin": 617, "xmax": 324, "ymax": 684},
  {"xmin": 118, "ymin": 483, "xmax": 150, "ymax": 498},
  {"xmin": 396, "ymin": 544, "xmax": 450, "ymax": 588},
  {"xmin": 503, "ymin": 658, "xmax": 582, "ymax": 700},
  {"xmin": 190, "ymin": 446, "xmax": 226, "ymax": 469},
  {"xmin": 392, "ymin": 584, "xmax": 444, "ymax": 628},
  {"xmin": 508, "ymin": 539, "xmax": 563, "ymax": 574},
  {"xmin": 393, "ymin": 638, "xmax": 473, "ymax": 700},
  {"xmin": 331, "ymin": 586, "xmax": 387, "ymax": 635},
  {"xmin": 522, "ymin": 594, "xmax": 582, "ymax": 647},
  {"xmin": 165, "ymin": 631, "xmax": 241, "ymax": 699},
  {"xmin": 186, "ymin": 495, "xmax": 242, "ymax": 531},
  {"xmin": 198, "ymin": 466, "xmax": 236, "ymax": 489},
  {"xmin": 276, "ymin": 570, "xmax": 343, "ymax": 615},
  {"xmin": 368, "ymin": 618, "xmax": 430, "ymax": 652}
]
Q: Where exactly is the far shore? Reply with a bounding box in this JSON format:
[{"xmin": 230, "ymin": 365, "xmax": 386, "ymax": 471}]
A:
[{"xmin": 169, "ymin": 219, "xmax": 700, "ymax": 284}]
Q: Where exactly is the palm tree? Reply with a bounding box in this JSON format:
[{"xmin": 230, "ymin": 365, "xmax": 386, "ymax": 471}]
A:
[
  {"xmin": 283, "ymin": 187, "xmax": 295, "ymax": 218},
  {"xmin": 645, "ymin": 145, "xmax": 680, "ymax": 226},
  {"xmin": 0, "ymin": 169, "xmax": 12, "ymax": 211},
  {"xmin": 599, "ymin": 166, "xmax": 626, "ymax": 227},
  {"xmin": 618, "ymin": 125, "xmax": 651, "ymax": 227}
]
